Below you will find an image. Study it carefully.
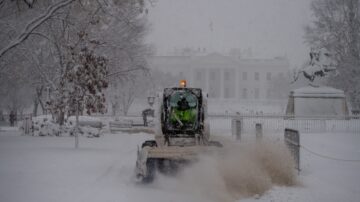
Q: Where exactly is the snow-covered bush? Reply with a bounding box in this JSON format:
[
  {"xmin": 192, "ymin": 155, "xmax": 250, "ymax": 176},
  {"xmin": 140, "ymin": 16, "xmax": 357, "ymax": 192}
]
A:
[
  {"xmin": 31, "ymin": 115, "xmax": 103, "ymax": 137},
  {"xmin": 32, "ymin": 115, "xmax": 64, "ymax": 136}
]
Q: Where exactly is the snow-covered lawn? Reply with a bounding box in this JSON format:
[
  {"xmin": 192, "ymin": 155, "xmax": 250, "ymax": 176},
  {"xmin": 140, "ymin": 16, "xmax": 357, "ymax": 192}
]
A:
[
  {"xmin": 243, "ymin": 132, "xmax": 360, "ymax": 202},
  {"xmin": 0, "ymin": 125, "xmax": 360, "ymax": 202}
]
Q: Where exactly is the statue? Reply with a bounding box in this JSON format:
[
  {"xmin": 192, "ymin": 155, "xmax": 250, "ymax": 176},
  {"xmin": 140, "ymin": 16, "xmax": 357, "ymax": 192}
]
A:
[{"xmin": 292, "ymin": 47, "xmax": 338, "ymax": 86}]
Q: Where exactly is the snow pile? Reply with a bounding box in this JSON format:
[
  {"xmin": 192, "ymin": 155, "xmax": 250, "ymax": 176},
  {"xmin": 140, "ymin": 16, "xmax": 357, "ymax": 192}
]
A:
[{"xmin": 153, "ymin": 139, "xmax": 296, "ymax": 201}]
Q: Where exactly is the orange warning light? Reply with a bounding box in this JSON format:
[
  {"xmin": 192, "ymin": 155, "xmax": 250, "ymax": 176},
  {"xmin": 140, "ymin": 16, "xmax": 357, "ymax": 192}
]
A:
[{"xmin": 179, "ymin": 80, "xmax": 187, "ymax": 88}]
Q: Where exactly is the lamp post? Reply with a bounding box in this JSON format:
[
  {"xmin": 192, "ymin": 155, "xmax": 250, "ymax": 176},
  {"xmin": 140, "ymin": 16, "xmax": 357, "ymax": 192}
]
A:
[
  {"xmin": 147, "ymin": 96, "xmax": 155, "ymax": 107},
  {"xmin": 143, "ymin": 95, "xmax": 155, "ymax": 127}
]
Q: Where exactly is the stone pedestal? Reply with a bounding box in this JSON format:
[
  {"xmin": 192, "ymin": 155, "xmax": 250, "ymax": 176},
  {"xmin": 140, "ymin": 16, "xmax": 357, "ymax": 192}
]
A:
[{"xmin": 286, "ymin": 86, "xmax": 350, "ymax": 117}]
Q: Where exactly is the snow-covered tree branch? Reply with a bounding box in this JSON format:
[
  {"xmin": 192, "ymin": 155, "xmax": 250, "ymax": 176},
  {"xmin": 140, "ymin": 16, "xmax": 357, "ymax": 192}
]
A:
[
  {"xmin": 0, "ymin": 0, "xmax": 151, "ymax": 123},
  {"xmin": 0, "ymin": 0, "xmax": 75, "ymax": 59}
]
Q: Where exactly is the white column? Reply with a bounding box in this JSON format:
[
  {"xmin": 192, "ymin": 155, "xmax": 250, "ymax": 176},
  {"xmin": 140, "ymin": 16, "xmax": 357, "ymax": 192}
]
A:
[
  {"xmin": 205, "ymin": 69, "xmax": 210, "ymax": 93},
  {"xmin": 220, "ymin": 69, "xmax": 224, "ymax": 99},
  {"xmin": 235, "ymin": 69, "xmax": 240, "ymax": 100}
]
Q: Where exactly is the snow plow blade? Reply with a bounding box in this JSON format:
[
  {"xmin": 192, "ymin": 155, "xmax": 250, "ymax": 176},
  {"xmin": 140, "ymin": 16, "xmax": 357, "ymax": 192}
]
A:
[
  {"xmin": 148, "ymin": 146, "xmax": 215, "ymax": 159},
  {"xmin": 135, "ymin": 143, "xmax": 222, "ymax": 183}
]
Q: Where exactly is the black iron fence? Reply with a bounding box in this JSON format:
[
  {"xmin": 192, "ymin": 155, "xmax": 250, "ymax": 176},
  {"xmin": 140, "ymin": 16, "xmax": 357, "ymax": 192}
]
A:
[
  {"xmin": 0, "ymin": 113, "xmax": 33, "ymax": 126},
  {"xmin": 223, "ymin": 114, "xmax": 360, "ymax": 134}
]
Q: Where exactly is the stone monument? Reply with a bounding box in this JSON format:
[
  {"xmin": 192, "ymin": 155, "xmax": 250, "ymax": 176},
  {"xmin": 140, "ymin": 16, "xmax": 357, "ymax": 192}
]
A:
[{"xmin": 286, "ymin": 48, "xmax": 350, "ymax": 117}]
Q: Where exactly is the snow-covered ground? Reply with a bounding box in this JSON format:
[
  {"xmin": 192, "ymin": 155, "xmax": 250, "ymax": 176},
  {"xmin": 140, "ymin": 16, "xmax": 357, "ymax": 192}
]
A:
[
  {"xmin": 0, "ymin": 120, "xmax": 360, "ymax": 202},
  {"xmin": 242, "ymin": 132, "xmax": 360, "ymax": 202}
]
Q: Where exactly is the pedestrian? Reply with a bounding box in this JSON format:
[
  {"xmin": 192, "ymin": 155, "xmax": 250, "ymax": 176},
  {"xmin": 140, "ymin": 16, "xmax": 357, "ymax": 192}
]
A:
[
  {"xmin": 9, "ymin": 110, "xmax": 15, "ymax": 127},
  {"xmin": 0, "ymin": 110, "xmax": 4, "ymax": 121}
]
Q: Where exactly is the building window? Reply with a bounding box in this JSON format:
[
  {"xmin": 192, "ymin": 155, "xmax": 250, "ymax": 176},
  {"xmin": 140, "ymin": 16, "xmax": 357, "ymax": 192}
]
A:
[
  {"xmin": 196, "ymin": 71, "xmax": 202, "ymax": 80},
  {"xmin": 209, "ymin": 87, "xmax": 216, "ymax": 98},
  {"xmin": 242, "ymin": 88, "xmax": 247, "ymax": 99},
  {"xmin": 254, "ymin": 88, "xmax": 259, "ymax": 99},
  {"xmin": 242, "ymin": 72, "xmax": 247, "ymax": 80},
  {"xmin": 254, "ymin": 72, "xmax": 259, "ymax": 81},
  {"xmin": 224, "ymin": 71, "xmax": 230, "ymax": 81},
  {"xmin": 266, "ymin": 72, "xmax": 271, "ymax": 81},
  {"xmin": 224, "ymin": 87, "xmax": 230, "ymax": 98},
  {"xmin": 210, "ymin": 71, "xmax": 216, "ymax": 80},
  {"xmin": 266, "ymin": 89, "xmax": 271, "ymax": 99}
]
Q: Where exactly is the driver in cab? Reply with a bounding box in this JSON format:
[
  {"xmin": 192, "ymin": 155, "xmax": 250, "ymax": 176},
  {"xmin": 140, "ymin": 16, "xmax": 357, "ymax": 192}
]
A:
[{"xmin": 170, "ymin": 96, "xmax": 196, "ymax": 128}]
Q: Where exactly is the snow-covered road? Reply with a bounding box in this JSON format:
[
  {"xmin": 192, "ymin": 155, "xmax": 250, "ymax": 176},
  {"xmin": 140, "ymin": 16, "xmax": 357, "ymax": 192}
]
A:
[
  {"xmin": 0, "ymin": 130, "xmax": 223, "ymax": 202},
  {"xmin": 0, "ymin": 126, "xmax": 360, "ymax": 202}
]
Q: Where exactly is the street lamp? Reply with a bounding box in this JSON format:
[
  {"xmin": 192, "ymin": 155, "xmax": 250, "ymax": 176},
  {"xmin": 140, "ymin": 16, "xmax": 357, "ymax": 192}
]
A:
[
  {"xmin": 147, "ymin": 96, "xmax": 155, "ymax": 107},
  {"xmin": 143, "ymin": 94, "xmax": 155, "ymax": 127}
]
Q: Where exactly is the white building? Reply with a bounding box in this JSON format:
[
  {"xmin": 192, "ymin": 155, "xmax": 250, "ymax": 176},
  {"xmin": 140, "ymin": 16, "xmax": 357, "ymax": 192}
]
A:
[{"xmin": 148, "ymin": 53, "xmax": 290, "ymax": 103}]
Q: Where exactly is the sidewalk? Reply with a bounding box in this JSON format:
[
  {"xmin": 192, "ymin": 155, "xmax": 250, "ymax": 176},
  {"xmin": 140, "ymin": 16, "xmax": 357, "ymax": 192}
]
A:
[{"xmin": 0, "ymin": 126, "xmax": 21, "ymax": 136}]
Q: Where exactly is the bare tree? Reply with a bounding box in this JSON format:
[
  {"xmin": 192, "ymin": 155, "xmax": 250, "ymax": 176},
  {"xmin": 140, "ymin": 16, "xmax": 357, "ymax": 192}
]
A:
[{"xmin": 108, "ymin": 70, "xmax": 152, "ymax": 116}]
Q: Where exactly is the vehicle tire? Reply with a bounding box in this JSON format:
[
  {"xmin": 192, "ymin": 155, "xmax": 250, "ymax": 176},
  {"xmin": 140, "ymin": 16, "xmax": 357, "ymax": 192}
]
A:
[
  {"xmin": 142, "ymin": 158, "xmax": 156, "ymax": 183},
  {"xmin": 141, "ymin": 140, "xmax": 157, "ymax": 148}
]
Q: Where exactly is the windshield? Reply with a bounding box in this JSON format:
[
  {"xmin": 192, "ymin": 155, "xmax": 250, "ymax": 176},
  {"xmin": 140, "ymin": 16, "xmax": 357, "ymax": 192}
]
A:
[{"xmin": 169, "ymin": 91, "xmax": 197, "ymax": 108}]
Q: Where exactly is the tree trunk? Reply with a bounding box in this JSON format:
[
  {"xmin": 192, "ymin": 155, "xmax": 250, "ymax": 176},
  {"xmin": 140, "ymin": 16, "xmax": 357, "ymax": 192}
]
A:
[
  {"xmin": 33, "ymin": 98, "xmax": 39, "ymax": 117},
  {"xmin": 123, "ymin": 105, "xmax": 128, "ymax": 116},
  {"xmin": 111, "ymin": 102, "xmax": 118, "ymax": 116},
  {"xmin": 58, "ymin": 110, "xmax": 65, "ymax": 125},
  {"xmin": 33, "ymin": 86, "xmax": 44, "ymax": 116},
  {"xmin": 75, "ymin": 100, "xmax": 79, "ymax": 149}
]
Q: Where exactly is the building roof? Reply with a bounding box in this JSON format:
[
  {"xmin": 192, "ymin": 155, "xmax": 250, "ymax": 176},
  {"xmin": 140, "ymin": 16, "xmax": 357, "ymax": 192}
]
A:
[{"xmin": 147, "ymin": 53, "xmax": 289, "ymax": 70}]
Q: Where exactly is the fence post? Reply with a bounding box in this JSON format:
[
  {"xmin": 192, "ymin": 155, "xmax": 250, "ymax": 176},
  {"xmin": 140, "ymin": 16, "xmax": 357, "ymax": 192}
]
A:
[
  {"xmin": 232, "ymin": 118, "xmax": 242, "ymax": 141},
  {"xmin": 23, "ymin": 115, "xmax": 32, "ymax": 135},
  {"xmin": 284, "ymin": 128, "xmax": 300, "ymax": 173},
  {"xmin": 255, "ymin": 123, "xmax": 262, "ymax": 140}
]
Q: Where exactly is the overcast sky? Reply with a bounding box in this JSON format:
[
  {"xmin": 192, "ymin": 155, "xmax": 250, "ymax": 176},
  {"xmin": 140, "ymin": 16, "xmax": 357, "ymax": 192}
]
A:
[{"xmin": 146, "ymin": 0, "xmax": 314, "ymax": 68}]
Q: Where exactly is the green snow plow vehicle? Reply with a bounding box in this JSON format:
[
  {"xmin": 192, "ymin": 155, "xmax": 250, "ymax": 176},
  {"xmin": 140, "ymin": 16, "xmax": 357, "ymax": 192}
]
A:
[{"xmin": 135, "ymin": 81, "xmax": 223, "ymax": 182}]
